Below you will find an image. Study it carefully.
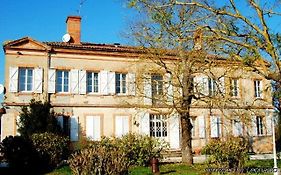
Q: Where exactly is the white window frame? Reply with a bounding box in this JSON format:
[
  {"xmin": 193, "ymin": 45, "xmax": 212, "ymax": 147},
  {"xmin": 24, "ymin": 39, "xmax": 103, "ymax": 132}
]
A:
[
  {"xmin": 115, "ymin": 73, "xmax": 127, "ymax": 94},
  {"xmin": 256, "ymin": 116, "xmax": 264, "ymax": 136},
  {"xmin": 208, "ymin": 78, "xmax": 217, "ymax": 96},
  {"xmin": 231, "ymin": 79, "xmax": 239, "ymax": 97},
  {"xmin": 211, "ymin": 116, "xmax": 221, "ymax": 138},
  {"xmin": 86, "ymin": 72, "xmax": 99, "ymax": 93},
  {"xmin": 56, "ymin": 70, "xmax": 69, "ymax": 93},
  {"xmin": 232, "ymin": 119, "xmax": 243, "ymax": 137},
  {"xmin": 152, "ymin": 74, "xmax": 163, "ymax": 96},
  {"xmin": 254, "ymin": 80, "xmax": 262, "ymax": 98},
  {"xmin": 18, "ymin": 68, "xmax": 33, "ymax": 92},
  {"xmin": 149, "ymin": 114, "xmax": 167, "ymax": 138}
]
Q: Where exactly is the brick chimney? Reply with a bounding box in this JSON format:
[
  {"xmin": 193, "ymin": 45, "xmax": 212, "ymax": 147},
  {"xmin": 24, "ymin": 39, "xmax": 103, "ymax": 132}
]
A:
[{"xmin": 66, "ymin": 16, "xmax": 81, "ymax": 44}]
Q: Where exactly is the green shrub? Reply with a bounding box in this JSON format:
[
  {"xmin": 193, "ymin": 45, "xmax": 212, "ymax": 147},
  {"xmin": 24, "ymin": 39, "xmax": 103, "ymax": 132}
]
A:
[
  {"xmin": 118, "ymin": 133, "xmax": 168, "ymax": 166},
  {"xmin": 202, "ymin": 137, "xmax": 249, "ymax": 169},
  {"xmin": 69, "ymin": 139, "xmax": 130, "ymax": 175},
  {"xmin": 31, "ymin": 132, "xmax": 70, "ymax": 168},
  {"xmin": 68, "ymin": 133, "xmax": 168, "ymax": 175}
]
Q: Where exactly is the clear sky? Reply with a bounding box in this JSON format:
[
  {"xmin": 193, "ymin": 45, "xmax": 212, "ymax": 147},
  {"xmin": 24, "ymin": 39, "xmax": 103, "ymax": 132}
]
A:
[{"xmin": 0, "ymin": 0, "xmax": 136, "ymax": 102}]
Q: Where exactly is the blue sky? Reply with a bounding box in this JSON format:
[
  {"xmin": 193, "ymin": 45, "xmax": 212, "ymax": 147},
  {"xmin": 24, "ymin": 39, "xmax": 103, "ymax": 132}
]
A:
[{"xmin": 0, "ymin": 0, "xmax": 136, "ymax": 102}]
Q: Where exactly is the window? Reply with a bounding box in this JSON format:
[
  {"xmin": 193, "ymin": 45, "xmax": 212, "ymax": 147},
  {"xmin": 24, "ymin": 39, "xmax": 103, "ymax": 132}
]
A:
[
  {"xmin": 190, "ymin": 117, "xmax": 196, "ymax": 138},
  {"xmin": 231, "ymin": 79, "xmax": 239, "ymax": 97},
  {"xmin": 56, "ymin": 70, "xmax": 69, "ymax": 92},
  {"xmin": 152, "ymin": 74, "xmax": 163, "ymax": 95},
  {"xmin": 211, "ymin": 116, "xmax": 221, "ymax": 138},
  {"xmin": 115, "ymin": 116, "xmax": 129, "ymax": 137},
  {"xmin": 19, "ymin": 68, "xmax": 33, "ymax": 92},
  {"xmin": 232, "ymin": 119, "xmax": 243, "ymax": 136},
  {"xmin": 86, "ymin": 116, "xmax": 101, "ymax": 141},
  {"xmin": 208, "ymin": 78, "xmax": 217, "ymax": 96},
  {"xmin": 256, "ymin": 116, "xmax": 264, "ymax": 135},
  {"xmin": 87, "ymin": 72, "xmax": 99, "ymax": 93},
  {"xmin": 254, "ymin": 80, "xmax": 262, "ymax": 98},
  {"xmin": 57, "ymin": 116, "xmax": 70, "ymax": 136},
  {"xmin": 150, "ymin": 114, "xmax": 167, "ymax": 137},
  {"xmin": 116, "ymin": 73, "xmax": 126, "ymax": 94}
]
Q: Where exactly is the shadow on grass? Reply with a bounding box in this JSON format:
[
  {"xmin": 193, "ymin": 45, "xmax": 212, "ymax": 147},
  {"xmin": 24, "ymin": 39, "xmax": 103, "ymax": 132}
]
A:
[{"xmin": 161, "ymin": 170, "xmax": 177, "ymax": 174}]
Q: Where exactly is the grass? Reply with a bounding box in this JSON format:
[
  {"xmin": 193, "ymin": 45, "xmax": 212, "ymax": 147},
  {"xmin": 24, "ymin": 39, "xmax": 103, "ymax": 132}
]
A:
[{"xmin": 46, "ymin": 160, "xmax": 281, "ymax": 175}]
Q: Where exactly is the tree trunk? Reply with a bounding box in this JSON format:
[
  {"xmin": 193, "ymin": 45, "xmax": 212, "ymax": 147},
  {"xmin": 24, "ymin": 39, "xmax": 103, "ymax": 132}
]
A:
[{"xmin": 181, "ymin": 114, "xmax": 193, "ymax": 164}]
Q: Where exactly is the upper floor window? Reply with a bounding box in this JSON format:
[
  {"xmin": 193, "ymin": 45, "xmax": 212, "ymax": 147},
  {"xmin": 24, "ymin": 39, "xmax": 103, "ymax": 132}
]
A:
[
  {"xmin": 116, "ymin": 73, "xmax": 126, "ymax": 94},
  {"xmin": 231, "ymin": 79, "xmax": 239, "ymax": 97},
  {"xmin": 208, "ymin": 78, "xmax": 217, "ymax": 96},
  {"xmin": 56, "ymin": 70, "xmax": 69, "ymax": 93},
  {"xmin": 87, "ymin": 72, "xmax": 99, "ymax": 93},
  {"xmin": 19, "ymin": 68, "xmax": 33, "ymax": 92},
  {"xmin": 254, "ymin": 80, "xmax": 262, "ymax": 98},
  {"xmin": 150, "ymin": 114, "xmax": 167, "ymax": 138},
  {"xmin": 152, "ymin": 74, "xmax": 163, "ymax": 96}
]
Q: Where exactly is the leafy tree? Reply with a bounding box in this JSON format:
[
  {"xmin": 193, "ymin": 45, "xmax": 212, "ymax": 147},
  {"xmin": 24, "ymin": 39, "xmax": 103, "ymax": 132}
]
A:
[{"xmin": 18, "ymin": 99, "xmax": 62, "ymax": 137}]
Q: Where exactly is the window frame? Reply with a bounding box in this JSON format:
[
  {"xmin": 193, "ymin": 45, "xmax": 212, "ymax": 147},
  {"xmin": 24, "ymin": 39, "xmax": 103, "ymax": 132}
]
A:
[
  {"xmin": 230, "ymin": 78, "xmax": 239, "ymax": 97},
  {"xmin": 256, "ymin": 116, "xmax": 264, "ymax": 136},
  {"xmin": 18, "ymin": 67, "xmax": 34, "ymax": 92},
  {"xmin": 254, "ymin": 80, "xmax": 262, "ymax": 98},
  {"xmin": 149, "ymin": 114, "xmax": 167, "ymax": 138},
  {"xmin": 115, "ymin": 73, "xmax": 127, "ymax": 94},
  {"xmin": 86, "ymin": 71, "xmax": 99, "ymax": 94},
  {"xmin": 56, "ymin": 70, "xmax": 70, "ymax": 93}
]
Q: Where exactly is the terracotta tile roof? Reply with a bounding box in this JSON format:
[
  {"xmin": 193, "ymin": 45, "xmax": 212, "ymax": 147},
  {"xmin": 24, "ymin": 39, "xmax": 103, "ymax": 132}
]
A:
[{"xmin": 43, "ymin": 42, "xmax": 144, "ymax": 53}]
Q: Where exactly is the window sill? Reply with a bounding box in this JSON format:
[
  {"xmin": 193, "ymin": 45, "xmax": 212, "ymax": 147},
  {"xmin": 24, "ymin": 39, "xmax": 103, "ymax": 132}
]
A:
[
  {"xmin": 54, "ymin": 93, "xmax": 71, "ymax": 96},
  {"xmin": 16, "ymin": 92, "xmax": 34, "ymax": 96}
]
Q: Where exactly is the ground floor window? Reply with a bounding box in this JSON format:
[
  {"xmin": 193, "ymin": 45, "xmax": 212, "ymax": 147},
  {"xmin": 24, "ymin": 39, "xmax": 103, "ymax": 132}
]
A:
[{"xmin": 149, "ymin": 114, "xmax": 167, "ymax": 137}]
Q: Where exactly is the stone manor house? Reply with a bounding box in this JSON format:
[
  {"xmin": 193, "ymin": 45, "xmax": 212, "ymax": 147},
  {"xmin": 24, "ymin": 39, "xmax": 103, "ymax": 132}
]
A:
[{"xmin": 1, "ymin": 16, "xmax": 274, "ymax": 154}]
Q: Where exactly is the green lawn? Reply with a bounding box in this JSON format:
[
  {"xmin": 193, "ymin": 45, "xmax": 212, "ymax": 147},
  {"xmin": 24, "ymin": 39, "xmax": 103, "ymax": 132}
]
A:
[{"xmin": 46, "ymin": 160, "xmax": 281, "ymax": 175}]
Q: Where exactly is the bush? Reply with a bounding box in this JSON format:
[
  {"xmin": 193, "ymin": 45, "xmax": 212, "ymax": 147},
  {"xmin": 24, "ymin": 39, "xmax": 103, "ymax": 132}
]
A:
[
  {"xmin": 31, "ymin": 132, "xmax": 70, "ymax": 168},
  {"xmin": 68, "ymin": 133, "xmax": 168, "ymax": 175},
  {"xmin": 118, "ymin": 133, "xmax": 168, "ymax": 166},
  {"xmin": 202, "ymin": 137, "xmax": 249, "ymax": 169},
  {"xmin": 69, "ymin": 139, "xmax": 130, "ymax": 175},
  {"xmin": 1, "ymin": 136, "xmax": 40, "ymax": 173}
]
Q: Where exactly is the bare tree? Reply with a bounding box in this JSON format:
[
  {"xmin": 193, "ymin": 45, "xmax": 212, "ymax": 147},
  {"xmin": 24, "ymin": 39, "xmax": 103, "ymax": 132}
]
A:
[{"xmin": 125, "ymin": 0, "xmax": 249, "ymax": 164}]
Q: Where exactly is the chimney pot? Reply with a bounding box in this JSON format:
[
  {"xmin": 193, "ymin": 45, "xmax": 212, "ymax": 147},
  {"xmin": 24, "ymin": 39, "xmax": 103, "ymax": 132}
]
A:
[{"xmin": 66, "ymin": 16, "xmax": 81, "ymax": 44}]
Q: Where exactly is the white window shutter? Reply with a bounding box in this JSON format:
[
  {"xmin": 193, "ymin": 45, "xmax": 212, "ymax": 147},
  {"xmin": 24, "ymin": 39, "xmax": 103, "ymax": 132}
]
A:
[
  {"xmin": 123, "ymin": 116, "xmax": 129, "ymax": 135},
  {"xmin": 79, "ymin": 70, "xmax": 86, "ymax": 95},
  {"xmin": 86, "ymin": 116, "xmax": 100, "ymax": 141},
  {"xmin": 143, "ymin": 76, "xmax": 152, "ymax": 105},
  {"xmin": 86, "ymin": 116, "xmax": 94, "ymax": 140},
  {"xmin": 194, "ymin": 75, "xmax": 209, "ymax": 96},
  {"xmin": 93, "ymin": 116, "xmax": 101, "ymax": 141},
  {"xmin": 165, "ymin": 73, "xmax": 173, "ymax": 102},
  {"xmin": 100, "ymin": 70, "xmax": 108, "ymax": 95},
  {"xmin": 115, "ymin": 116, "xmax": 123, "ymax": 137},
  {"xmin": 16, "ymin": 116, "xmax": 20, "ymax": 136},
  {"xmin": 260, "ymin": 80, "xmax": 263, "ymax": 98},
  {"xmin": 232, "ymin": 119, "xmax": 243, "ymax": 137},
  {"xmin": 108, "ymin": 72, "xmax": 115, "ymax": 94},
  {"xmin": 70, "ymin": 69, "xmax": 79, "ymax": 94},
  {"xmin": 169, "ymin": 114, "xmax": 180, "ymax": 149},
  {"xmin": 127, "ymin": 73, "xmax": 136, "ymax": 96},
  {"xmin": 70, "ymin": 116, "xmax": 79, "ymax": 141},
  {"xmin": 33, "ymin": 67, "xmax": 43, "ymax": 93},
  {"xmin": 211, "ymin": 116, "xmax": 220, "ymax": 138},
  {"xmin": 9, "ymin": 67, "xmax": 18, "ymax": 92},
  {"xmin": 252, "ymin": 116, "xmax": 258, "ymax": 136},
  {"xmin": 198, "ymin": 116, "xmax": 205, "ymax": 138},
  {"xmin": 266, "ymin": 115, "xmax": 272, "ymax": 135},
  {"xmin": 140, "ymin": 112, "xmax": 150, "ymax": 135},
  {"xmin": 48, "ymin": 69, "xmax": 56, "ymax": 93},
  {"xmin": 218, "ymin": 77, "xmax": 225, "ymax": 95}
]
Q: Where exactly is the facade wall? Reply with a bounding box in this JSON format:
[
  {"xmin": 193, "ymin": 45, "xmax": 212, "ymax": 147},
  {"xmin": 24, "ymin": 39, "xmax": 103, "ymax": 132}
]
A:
[{"xmin": 1, "ymin": 38, "xmax": 274, "ymax": 154}]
